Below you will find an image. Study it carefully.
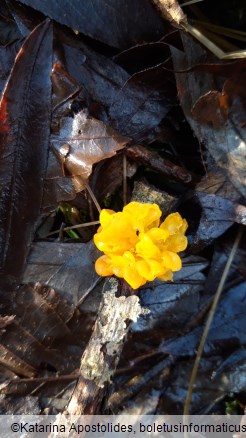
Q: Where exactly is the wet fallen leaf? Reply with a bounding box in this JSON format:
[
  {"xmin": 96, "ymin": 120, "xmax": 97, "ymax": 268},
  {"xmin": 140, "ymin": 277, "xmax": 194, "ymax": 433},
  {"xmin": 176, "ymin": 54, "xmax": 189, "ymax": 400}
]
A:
[
  {"xmin": 0, "ymin": 20, "xmax": 52, "ymax": 289},
  {"xmin": 171, "ymin": 34, "xmax": 246, "ymax": 198},
  {"xmin": 16, "ymin": 0, "xmax": 165, "ymax": 49},
  {"xmin": 55, "ymin": 31, "xmax": 177, "ymax": 143},
  {"xmin": 108, "ymin": 64, "xmax": 177, "ymax": 142},
  {"xmin": 192, "ymin": 90, "xmax": 229, "ymax": 129},
  {"xmin": 212, "ymin": 348, "xmax": 246, "ymax": 394},
  {"xmin": 0, "ymin": 39, "xmax": 22, "ymax": 96},
  {"xmin": 131, "ymin": 256, "xmax": 208, "ymax": 334},
  {"xmin": 193, "ymin": 193, "xmax": 246, "ymax": 248},
  {"xmin": 0, "ymin": 283, "xmax": 83, "ymax": 377},
  {"xmin": 0, "ymin": 395, "xmax": 40, "ymax": 414},
  {"xmin": 23, "ymin": 240, "xmax": 101, "ymax": 308},
  {"xmin": 0, "ymin": 1, "xmax": 22, "ymax": 44},
  {"xmin": 111, "ymin": 279, "xmax": 246, "ymax": 414},
  {"xmin": 162, "ymin": 281, "xmax": 246, "ymax": 358},
  {"xmin": 51, "ymin": 63, "xmax": 81, "ymax": 110}
]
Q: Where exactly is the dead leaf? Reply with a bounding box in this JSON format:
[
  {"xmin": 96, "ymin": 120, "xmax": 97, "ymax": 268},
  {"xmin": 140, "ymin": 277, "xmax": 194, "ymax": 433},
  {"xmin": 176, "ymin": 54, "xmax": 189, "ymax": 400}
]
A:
[
  {"xmin": 162, "ymin": 281, "xmax": 246, "ymax": 358},
  {"xmin": 192, "ymin": 90, "xmax": 229, "ymax": 129},
  {"xmin": 55, "ymin": 31, "xmax": 176, "ymax": 143},
  {"xmin": 23, "ymin": 240, "xmax": 101, "ymax": 307},
  {"xmin": 171, "ymin": 33, "xmax": 246, "ymax": 198},
  {"xmin": 108, "ymin": 64, "xmax": 176, "ymax": 142},
  {"xmin": 0, "ymin": 20, "xmax": 52, "ymax": 289},
  {"xmin": 193, "ymin": 192, "xmax": 246, "ymax": 247},
  {"xmin": 212, "ymin": 348, "xmax": 246, "ymax": 394},
  {"xmin": 16, "ymin": 0, "xmax": 166, "ymax": 49},
  {"xmin": 51, "ymin": 63, "xmax": 81, "ymax": 110},
  {"xmin": 0, "ymin": 1, "xmax": 22, "ymax": 44},
  {"xmin": 0, "ymin": 394, "xmax": 40, "ymax": 414},
  {"xmin": 0, "ymin": 283, "xmax": 84, "ymax": 377},
  {"xmin": 132, "ymin": 256, "xmax": 207, "ymax": 334},
  {"xmin": 196, "ymin": 166, "xmax": 242, "ymax": 201},
  {"xmin": 0, "ymin": 39, "xmax": 23, "ymax": 96},
  {"xmin": 43, "ymin": 110, "xmax": 129, "ymax": 210},
  {"xmin": 157, "ymin": 280, "xmax": 246, "ymax": 413}
]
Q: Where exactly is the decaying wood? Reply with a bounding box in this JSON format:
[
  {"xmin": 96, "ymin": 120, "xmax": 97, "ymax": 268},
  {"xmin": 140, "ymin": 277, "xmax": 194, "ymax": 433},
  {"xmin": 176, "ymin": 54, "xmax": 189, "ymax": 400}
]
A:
[{"xmin": 66, "ymin": 278, "xmax": 146, "ymax": 415}]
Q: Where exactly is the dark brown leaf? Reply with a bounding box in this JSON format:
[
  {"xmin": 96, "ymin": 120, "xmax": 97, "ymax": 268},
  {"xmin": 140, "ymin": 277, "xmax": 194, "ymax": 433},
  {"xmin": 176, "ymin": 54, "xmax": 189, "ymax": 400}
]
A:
[
  {"xmin": 56, "ymin": 32, "xmax": 176, "ymax": 143},
  {"xmin": 0, "ymin": 20, "xmax": 52, "ymax": 289},
  {"xmin": 0, "ymin": 283, "xmax": 83, "ymax": 377},
  {"xmin": 43, "ymin": 110, "xmax": 129, "ymax": 210},
  {"xmin": 171, "ymin": 34, "xmax": 246, "ymax": 198},
  {"xmin": 16, "ymin": 0, "xmax": 166, "ymax": 49},
  {"xmin": 0, "ymin": 39, "xmax": 23, "ymax": 96},
  {"xmin": 108, "ymin": 64, "xmax": 176, "ymax": 142},
  {"xmin": 51, "ymin": 63, "xmax": 81, "ymax": 110},
  {"xmin": 192, "ymin": 90, "xmax": 229, "ymax": 129},
  {"xmin": 0, "ymin": 0, "xmax": 22, "ymax": 44}
]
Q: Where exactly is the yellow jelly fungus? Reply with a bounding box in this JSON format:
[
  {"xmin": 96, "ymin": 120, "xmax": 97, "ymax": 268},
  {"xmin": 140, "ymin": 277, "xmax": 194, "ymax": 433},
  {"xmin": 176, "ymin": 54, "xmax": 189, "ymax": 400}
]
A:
[{"xmin": 94, "ymin": 202, "xmax": 188, "ymax": 289}]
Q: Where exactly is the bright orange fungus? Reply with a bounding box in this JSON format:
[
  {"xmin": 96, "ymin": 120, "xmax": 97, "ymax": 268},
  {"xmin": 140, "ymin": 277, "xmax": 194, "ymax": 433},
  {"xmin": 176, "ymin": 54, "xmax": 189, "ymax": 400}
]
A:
[{"xmin": 93, "ymin": 202, "xmax": 188, "ymax": 289}]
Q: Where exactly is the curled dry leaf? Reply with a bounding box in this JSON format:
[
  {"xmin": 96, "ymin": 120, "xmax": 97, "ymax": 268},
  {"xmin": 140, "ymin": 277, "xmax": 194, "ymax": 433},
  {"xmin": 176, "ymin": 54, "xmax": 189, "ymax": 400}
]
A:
[{"xmin": 43, "ymin": 111, "xmax": 129, "ymax": 210}]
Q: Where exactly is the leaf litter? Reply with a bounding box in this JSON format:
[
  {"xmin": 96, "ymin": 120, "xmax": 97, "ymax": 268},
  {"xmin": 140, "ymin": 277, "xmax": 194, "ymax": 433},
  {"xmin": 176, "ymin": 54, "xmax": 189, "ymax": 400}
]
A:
[{"xmin": 0, "ymin": 0, "xmax": 245, "ymax": 416}]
